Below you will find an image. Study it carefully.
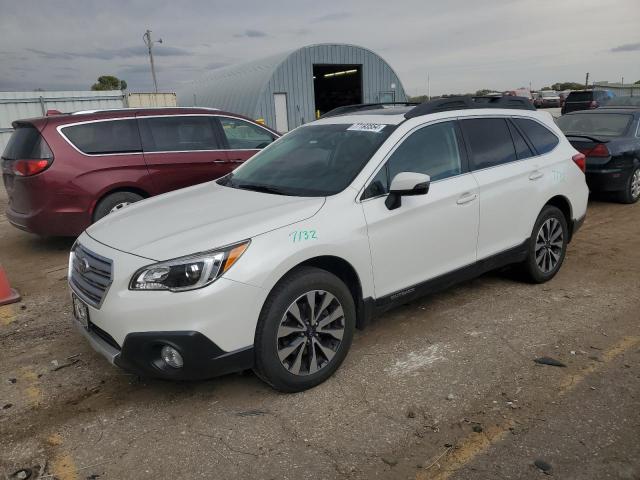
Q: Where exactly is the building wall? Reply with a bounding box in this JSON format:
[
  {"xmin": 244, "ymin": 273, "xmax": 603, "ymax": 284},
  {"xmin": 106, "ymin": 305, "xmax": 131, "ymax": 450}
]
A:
[
  {"xmin": 255, "ymin": 44, "xmax": 407, "ymax": 130},
  {"xmin": 177, "ymin": 44, "xmax": 407, "ymax": 131},
  {"xmin": 0, "ymin": 91, "xmax": 125, "ymax": 152}
]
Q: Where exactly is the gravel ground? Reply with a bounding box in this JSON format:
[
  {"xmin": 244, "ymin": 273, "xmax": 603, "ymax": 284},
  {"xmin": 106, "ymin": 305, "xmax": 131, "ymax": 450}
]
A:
[{"xmin": 0, "ymin": 187, "xmax": 638, "ymax": 480}]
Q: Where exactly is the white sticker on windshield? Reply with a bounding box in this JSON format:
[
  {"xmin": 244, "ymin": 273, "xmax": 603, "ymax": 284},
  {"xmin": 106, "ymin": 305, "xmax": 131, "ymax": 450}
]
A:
[{"xmin": 347, "ymin": 123, "xmax": 387, "ymax": 133}]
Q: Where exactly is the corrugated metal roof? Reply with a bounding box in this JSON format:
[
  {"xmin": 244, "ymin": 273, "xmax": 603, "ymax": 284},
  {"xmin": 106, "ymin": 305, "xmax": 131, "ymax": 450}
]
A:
[
  {"xmin": 177, "ymin": 44, "xmax": 407, "ymax": 130},
  {"xmin": 181, "ymin": 50, "xmax": 293, "ymax": 118}
]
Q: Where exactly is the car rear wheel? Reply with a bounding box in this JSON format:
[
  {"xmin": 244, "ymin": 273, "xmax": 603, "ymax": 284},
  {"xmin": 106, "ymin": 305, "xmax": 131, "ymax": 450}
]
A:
[
  {"xmin": 520, "ymin": 205, "xmax": 568, "ymax": 283},
  {"xmin": 617, "ymin": 166, "xmax": 640, "ymax": 204},
  {"xmin": 93, "ymin": 191, "xmax": 144, "ymax": 222},
  {"xmin": 254, "ymin": 266, "xmax": 355, "ymax": 392}
]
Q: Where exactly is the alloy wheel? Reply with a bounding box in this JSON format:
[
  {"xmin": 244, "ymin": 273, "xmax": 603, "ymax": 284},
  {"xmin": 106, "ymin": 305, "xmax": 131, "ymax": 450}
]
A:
[
  {"xmin": 535, "ymin": 218, "xmax": 564, "ymax": 274},
  {"xmin": 276, "ymin": 290, "xmax": 345, "ymax": 376},
  {"xmin": 631, "ymin": 169, "xmax": 640, "ymax": 200}
]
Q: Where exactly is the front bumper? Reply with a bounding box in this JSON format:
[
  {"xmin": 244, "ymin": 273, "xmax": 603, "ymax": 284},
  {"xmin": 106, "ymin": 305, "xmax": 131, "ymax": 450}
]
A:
[{"xmin": 70, "ymin": 233, "xmax": 267, "ymax": 380}]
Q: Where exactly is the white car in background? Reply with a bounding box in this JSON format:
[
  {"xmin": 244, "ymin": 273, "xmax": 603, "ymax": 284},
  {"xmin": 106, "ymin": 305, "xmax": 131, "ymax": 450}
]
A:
[{"xmin": 69, "ymin": 97, "xmax": 589, "ymax": 392}]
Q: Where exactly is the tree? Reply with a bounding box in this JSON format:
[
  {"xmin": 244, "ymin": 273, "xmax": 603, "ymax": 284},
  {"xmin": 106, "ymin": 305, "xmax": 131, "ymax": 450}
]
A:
[
  {"xmin": 541, "ymin": 82, "xmax": 585, "ymax": 91},
  {"xmin": 634, "ymin": 80, "xmax": 640, "ymax": 85},
  {"xmin": 91, "ymin": 75, "xmax": 127, "ymax": 91}
]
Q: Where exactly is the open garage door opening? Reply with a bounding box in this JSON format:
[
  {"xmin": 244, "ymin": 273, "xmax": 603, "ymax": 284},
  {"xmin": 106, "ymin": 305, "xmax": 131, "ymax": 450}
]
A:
[{"xmin": 313, "ymin": 65, "xmax": 363, "ymax": 117}]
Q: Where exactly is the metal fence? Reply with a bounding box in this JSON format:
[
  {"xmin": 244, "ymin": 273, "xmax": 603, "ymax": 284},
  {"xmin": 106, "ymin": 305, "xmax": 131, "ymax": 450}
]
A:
[
  {"xmin": 592, "ymin": 83, "xmax": 640, "ymax": 97},
  {"xmin": 0, "ymin": 91, "xmax": 126, "ymax": 152}
]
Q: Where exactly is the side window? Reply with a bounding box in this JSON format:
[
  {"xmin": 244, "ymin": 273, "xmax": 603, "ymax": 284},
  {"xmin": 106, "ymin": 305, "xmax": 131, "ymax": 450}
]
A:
[
  {"xmin": 507, "ymin": 120, "xmax": 534, "ymax": 160},
  {"xmin": 460, "ymin": 118, "xmax": 516, "ymax": 170},
  {"xmin": 62, "ymin": 119, "xmax": 141, "ymax": 155},
  {"xmin": 139, "ymin": 116, "xmax": 220, "ymax": 152},
  {"xmin": 387, "ymin": 121, "xmax": 462, "ymax": 183},
  {"xmin": 362, "ymin": 164, "xmax": 388, "ymax": 200},
  {"xmin": 513, "ymin": 118, "xmax": 559, "ymax": 155},
  {"xmin": 219, "ymin": 117, "xmax": 275, "ymax": 150}
]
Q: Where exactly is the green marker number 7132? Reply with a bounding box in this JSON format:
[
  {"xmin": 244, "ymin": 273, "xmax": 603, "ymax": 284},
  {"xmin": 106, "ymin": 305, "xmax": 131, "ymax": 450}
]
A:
[{"xmin": 289, "ymin": 230, "xmax": 317, "ymax": 242}]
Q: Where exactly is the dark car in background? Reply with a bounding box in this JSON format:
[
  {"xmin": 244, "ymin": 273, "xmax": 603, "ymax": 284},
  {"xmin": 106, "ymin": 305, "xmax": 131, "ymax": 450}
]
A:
[
  {"xmin": 561, "ymin": 90, "xmax": 615, "ymax": 114},
  {"xmin": 1, "ymin": 108, "xmax": 279, "ymax": 236},
  {"xmin": 557, "ymin": 108, "xmax": 640, "ymax": 203}
]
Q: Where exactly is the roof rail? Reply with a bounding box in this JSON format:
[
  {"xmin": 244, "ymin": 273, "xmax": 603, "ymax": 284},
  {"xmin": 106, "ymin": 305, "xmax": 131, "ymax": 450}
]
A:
[
  {"xmin": 71, "ymin": 106, "xmax": 220, "ymax": 115},
  {"xmin": 404, "ymin": 96, "xmax": 535, "ymax": 119},
  {"xmin": 321, "ymin": 102, "xmax": 418, "ymax": 119}
]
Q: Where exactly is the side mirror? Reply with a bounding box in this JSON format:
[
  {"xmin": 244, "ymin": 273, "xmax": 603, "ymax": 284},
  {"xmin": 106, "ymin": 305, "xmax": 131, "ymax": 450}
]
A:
[{"xmin": 385, "ymin": 172, "xmax": 430, "ymax": 210}]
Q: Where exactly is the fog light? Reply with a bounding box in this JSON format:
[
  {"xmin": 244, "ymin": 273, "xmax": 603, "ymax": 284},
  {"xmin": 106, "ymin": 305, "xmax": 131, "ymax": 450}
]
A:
[{"xmin": 160, "ymin": 345, "xmax": 184, "ymax": 369}]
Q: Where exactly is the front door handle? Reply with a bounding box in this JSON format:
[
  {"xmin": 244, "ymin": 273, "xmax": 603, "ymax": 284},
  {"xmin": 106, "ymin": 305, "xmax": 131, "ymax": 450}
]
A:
[
  {"xmin": 529, "ymin": 170, "xmax": 544, "ymax": 181},
  {"xmin": 457, "ymin": 192, "xmax": 478, "ymax": 205},
  {"xmin": 228, "ymin": 158, "xmax": 245, "ymax": 163}
]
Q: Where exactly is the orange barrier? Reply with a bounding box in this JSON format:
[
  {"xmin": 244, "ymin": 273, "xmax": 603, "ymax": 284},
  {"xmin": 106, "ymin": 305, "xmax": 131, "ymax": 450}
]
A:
[{"xmin": 0, "ymin": 266, "xmax": 21, "ymax": 306}]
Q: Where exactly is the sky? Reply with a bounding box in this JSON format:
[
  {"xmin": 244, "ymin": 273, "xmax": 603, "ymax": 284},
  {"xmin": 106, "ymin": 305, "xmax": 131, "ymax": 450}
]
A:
[{"xmin": 1, "ymin": 0, "xmax": 639, "ymax": 96}]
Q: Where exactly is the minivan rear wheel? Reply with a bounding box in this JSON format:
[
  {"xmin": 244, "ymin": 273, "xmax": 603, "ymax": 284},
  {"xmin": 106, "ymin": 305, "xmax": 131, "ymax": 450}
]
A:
[
  {"xmin": 520, "ymin": 205, "xmax": 568, "ymax": 283},
  {"xmin": 93, "ymin": 191, "xmax": 144, "ymax": 222},
  {"xmin": 254, "ymin": 266, "xmax": 356, "ymax": 392}
]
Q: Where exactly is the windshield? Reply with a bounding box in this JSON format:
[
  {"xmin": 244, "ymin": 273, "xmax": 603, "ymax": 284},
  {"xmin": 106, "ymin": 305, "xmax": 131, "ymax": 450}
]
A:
[
  {"xmin": 557, "ymin": 113, "xmax": 632, "ymax": 137},
  {"xmin": 218, "ymin": 123, "xmax": 394, "ymax": 196},
  {"xmin": 541, "ymin": 91, "xmax": 557, "ymax": 97}
]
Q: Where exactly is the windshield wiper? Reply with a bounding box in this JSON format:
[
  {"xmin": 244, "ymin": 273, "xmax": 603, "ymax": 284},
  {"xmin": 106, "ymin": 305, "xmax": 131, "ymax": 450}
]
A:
[{"xmin": 235, "ymin": 183, "xmax": 290, "ymax": 195}]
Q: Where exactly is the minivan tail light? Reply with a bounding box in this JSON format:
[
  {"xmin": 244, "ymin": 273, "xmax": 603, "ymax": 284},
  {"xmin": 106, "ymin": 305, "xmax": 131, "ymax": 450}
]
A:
[
  {"xmin": 572, "ymin": 153, "xmax": 586, "ymax": 173},
  {"xmin": 13, "ymin": 159, "xmax": 52, "ymax": 176}
]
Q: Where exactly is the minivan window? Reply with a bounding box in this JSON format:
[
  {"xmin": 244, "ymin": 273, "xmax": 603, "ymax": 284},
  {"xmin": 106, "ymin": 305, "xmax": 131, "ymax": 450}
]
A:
[
  {"xmin": 460, "ymin": 118, "xmax": 516, "ymax": 170},
  {"xmin": 387, "ymin": 121, "xmax": 462, "ymax": 183},
  {"xmin": 139, "ymin": 116, "xmax": 220, "ymax": 152},
  {"xmin": 556, "ymin": 113, "xmax": 632, "ymax": 138},
  {"xmin": 219, "ymin": 123, "xmax": 393, "ymax": 196},
  {"xmin": 2, "ymin": 124, "xmax": 52, "ymax": 160},
  {"xmin": 566, "ymin": 91, "xmax": 592, "ymax": 102},
  {"xmin": 62, "ymin": 119, "xmax": 142, "ymax": 155},
  {"xmin": 219, "ymin": 117, "xmax": 275, "ymax": 150},
  {"xmin": 513, "ymin": 118, "xmax": 559, "ymax": 154}
]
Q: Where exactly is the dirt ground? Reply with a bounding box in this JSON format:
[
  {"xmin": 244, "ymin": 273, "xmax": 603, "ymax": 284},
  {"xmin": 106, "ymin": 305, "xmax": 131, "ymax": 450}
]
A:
[{"xmin": 1, "ymin": 187, "xmax": 638, "ymax": 480}]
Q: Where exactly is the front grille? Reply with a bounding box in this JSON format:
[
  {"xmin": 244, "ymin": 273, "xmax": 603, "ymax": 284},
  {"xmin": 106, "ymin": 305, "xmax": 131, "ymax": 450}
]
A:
[{"xmin": 70, "ymin": 243, "xmax": 113, "ymax": 308}]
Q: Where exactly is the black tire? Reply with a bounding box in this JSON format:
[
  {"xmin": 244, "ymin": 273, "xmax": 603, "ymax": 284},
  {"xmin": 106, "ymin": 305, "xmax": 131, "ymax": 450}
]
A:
[
  {"xmin": 520, "ymin": 205, "xmax": 568, "ymax": 284},
  {"xmin": 616, "ymin": 166, "xmax": 640, "ymax": 204},
  {"xmin": 254, "ymin": 266, "xmax": 356, "ymax": 393},
  {"xmin": 93, "ymin": 191, "xmax": 144, "ymax": 222}
]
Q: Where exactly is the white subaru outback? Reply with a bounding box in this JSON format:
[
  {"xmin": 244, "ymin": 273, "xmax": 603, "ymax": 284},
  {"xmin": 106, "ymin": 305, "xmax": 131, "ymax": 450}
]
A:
[{"xmin": 69, "ymin": 97, "xmax": 588, "ymax": 392}]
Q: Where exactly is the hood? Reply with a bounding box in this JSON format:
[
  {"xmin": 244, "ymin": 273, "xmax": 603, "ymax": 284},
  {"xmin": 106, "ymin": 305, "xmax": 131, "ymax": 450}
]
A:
[{"xmin": 87, "ymin": 181, "xmax": 325, "ymax": 260}]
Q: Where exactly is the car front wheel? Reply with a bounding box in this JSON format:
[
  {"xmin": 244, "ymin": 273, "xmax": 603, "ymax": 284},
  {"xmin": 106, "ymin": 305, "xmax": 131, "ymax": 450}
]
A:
[
  {"xmin": 254, "ymin": 266, "xmax": 356, "ymax": 392},
  {"xmin": 520, "ymin": 205, "xmax": 568, "ymax": 283}
]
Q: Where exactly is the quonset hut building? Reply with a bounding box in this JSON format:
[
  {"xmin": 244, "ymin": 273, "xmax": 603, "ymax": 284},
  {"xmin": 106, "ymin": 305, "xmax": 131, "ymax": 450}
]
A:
[{"xmin": 177, "ymin": 44, "xmax": 407, "ymax": 132}]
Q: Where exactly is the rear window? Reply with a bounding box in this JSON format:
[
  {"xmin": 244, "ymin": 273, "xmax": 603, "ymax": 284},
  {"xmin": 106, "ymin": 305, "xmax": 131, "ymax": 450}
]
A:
[
  {"xmin": 566, "ymin": 92, "xmax": 593, "ymax": 102},
  {"xmin": 139, "ymin": 116, "xmax": 221, "ymax": 152},
  {"xmin": 556, "ymin": 113, "xmax": 632, "ymax": 137},
  {"xmin": 62, "ymin": 119, "xmax": 142, "ymax": 155},
  {"xmin": 513, "ymin": 118, "xmax": 559, "ymax": 154},
  {"xmin": 460, "ymin": 118, "xmax": 516, "ymax": 170},
  {"xmin": 2, "ymin": 125, "xmax": 52, "ymax": 160}
]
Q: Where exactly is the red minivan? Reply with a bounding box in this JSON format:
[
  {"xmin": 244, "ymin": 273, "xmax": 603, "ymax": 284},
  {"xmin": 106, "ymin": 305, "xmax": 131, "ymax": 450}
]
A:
[{"xmin": 1, "ymin": 108, "xmax": 279, "ymax": 236}]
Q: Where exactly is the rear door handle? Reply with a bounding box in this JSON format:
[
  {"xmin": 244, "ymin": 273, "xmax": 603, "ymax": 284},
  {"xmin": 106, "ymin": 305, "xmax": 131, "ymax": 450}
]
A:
[
  {"xmin": 529, "ymin": 170, "xmax": 544, "ymax": 181},
  {"xmin": 457, "ymin": 192, "xmax": 478, "ymax": 205},
  {"xmin": 212, "ymin": 159, "xmax": 229, "ymax": 163}
]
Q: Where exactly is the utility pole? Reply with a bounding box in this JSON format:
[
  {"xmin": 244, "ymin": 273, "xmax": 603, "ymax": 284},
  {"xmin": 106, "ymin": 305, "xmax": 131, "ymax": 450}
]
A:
[
  {"xmin": 584, "ymin": 72, "xmax": 589, "ymax": 89},
  {"xmin": 427, "ymin": 74, "xmax": 431, "ymax": 100},
  {"xmin": 143, "ymin": 29, "xmax": 162, "ymax": 93}
]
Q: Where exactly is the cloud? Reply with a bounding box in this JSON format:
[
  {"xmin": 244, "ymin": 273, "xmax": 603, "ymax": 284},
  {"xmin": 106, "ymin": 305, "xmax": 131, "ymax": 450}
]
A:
[
  {"xmin": 26, "ymin": 45, "xmax": 190, "ymax": 61},
  {"xmin": 611, "ymin": 42, "xmax": 640, "ymax": 52},
  {"xmin": 233, "ymin": 29, "xmax": 268, "ymax": 38},
  {"xmin": 310, "ymin": 12, "xmax": 352, "ymax": 23}
]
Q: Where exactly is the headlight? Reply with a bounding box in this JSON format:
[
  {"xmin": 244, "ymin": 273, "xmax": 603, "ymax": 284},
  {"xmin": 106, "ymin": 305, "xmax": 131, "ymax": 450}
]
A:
[{"xmin": 129, "ymin": 240, "xmax": 250, "ymax": 292}]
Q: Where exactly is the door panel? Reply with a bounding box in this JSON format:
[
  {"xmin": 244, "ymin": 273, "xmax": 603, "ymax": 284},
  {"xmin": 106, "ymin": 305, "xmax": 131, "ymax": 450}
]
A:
[
  {"xmin": 138, "ymin": 115, "xmax": 231, "ymax": 193},
  {"xmin": 363, "ymin": 175, "xmax": 480, "ymax": 297},
  {"xmin": 273, "ymin": 93, "xmax": 289, "ymax": 133},
  {"xmin": 362, "ymin": 120, "xmax": 479, "ymax": 298}
]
